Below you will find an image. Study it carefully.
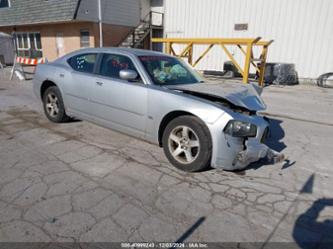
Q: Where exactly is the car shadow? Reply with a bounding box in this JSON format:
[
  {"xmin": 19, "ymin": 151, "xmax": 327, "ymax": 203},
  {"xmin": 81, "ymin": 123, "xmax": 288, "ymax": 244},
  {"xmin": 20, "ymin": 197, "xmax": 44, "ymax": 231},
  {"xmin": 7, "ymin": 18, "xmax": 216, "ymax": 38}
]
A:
[
  {"xmin": 245, "ymin": 117, "xmax": 290, "ymax": 171},
  {"xmin": 281, "ymin": 159, "xmax": 296, "ymax": 169},
  {"xmin": 66, "ymin": 118, "xmax": 82, "ymax": 123},
  {"xmin": 264, "ymin": 118, "xmax": 286, "ymax": 152}
]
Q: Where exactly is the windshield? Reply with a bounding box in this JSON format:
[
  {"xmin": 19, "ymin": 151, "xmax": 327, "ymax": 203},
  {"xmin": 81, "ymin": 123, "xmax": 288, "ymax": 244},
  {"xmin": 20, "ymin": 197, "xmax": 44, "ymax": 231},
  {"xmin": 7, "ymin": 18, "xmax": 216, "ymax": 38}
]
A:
[{"xmin": 139, "ymin": 55, "xmax": 204, "ymax": 85}]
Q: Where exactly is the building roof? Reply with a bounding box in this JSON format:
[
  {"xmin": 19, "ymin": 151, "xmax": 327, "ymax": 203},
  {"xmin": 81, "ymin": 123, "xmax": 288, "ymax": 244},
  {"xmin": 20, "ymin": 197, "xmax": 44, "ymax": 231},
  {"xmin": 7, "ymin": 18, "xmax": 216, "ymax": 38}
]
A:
[{"xmin": 0, "ymin": 0, "xmax": 80, "ymax": 27}]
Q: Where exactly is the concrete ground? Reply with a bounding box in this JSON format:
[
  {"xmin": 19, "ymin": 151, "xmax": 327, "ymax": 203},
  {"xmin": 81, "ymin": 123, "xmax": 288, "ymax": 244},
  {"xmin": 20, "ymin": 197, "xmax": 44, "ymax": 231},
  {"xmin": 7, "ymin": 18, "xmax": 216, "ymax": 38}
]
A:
[{"xmin": 0, "ymin": 69, "xmax": 333, "ymax": 247}]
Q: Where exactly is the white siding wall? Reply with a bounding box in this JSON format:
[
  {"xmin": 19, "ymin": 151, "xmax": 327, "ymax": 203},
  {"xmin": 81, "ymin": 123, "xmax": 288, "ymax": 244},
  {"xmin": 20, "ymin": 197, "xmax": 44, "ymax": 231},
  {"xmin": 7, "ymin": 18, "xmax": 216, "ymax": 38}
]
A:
[
  {"xmin": 151, "ymin": 0, "xmax": 164, "ymax": 13},
  {"xmin": 140, "ymin": 0, "xmax": 151, "ymax": 20},
  {"xmin": 140, "ymin": 0, "xmax": 164, "ymax": 25},
  {"xmin": 164, "ymin": 0, "xmax": 333, "ymax": 79},
  {"xmin": 77, "ymin": 0, "xmax": 140, "ymax": 27}
]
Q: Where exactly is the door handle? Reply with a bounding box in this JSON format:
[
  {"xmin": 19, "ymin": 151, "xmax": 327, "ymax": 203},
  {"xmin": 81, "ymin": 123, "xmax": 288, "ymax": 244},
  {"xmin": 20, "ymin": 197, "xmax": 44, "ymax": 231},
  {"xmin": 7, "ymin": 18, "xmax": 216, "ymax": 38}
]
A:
[{"xmin": 96, "ymin": 81, "xmax": 104, "ymax": 86}]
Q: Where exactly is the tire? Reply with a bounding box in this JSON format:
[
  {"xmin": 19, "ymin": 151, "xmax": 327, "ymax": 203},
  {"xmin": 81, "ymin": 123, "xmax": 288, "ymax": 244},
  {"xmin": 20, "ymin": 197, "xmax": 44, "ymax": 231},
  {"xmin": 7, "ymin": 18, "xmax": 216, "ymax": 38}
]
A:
[
  {"xmin": 42, "ymin": 86, "xmax": 70, "ymax": 123},
  {"xmin": 162, "ymin": 115, "xmax": 212, "ymax": 172}
]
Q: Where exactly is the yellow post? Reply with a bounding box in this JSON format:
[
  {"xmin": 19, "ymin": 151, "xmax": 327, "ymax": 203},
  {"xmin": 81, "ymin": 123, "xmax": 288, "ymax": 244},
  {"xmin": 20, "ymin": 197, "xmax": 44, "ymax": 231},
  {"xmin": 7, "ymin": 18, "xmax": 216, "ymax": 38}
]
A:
[
  {"xmin": 193, "ymin": 44, "xmax": 214, "ymax": 67},
  {"xmin": 220, "ymin": 44, "xmax": 244, "ymax": 77},
  {"xmin": 237, "ymin": 45, "xmax": 260, "ymax": 73},
  {"xmin": 258, "ymin": 46, "xmax": 268, "ymax": 87},
  {"xmin": 243, "ymin": 43, "xmax": 253, "ymax": 83},
  {"xmin": 166, "ymin": 42, "xmax": 172, "ymax": 54},
  {"xmin": 188, "ymin": 43, "xmax": 193, "ymax": 65},
  {"xmin": 179, "ymin": 43, "xmax": 193, "ymax": 57},
  {"xmin": 170, "ymin": 45, "xmax": 176, "ymax": 56}
]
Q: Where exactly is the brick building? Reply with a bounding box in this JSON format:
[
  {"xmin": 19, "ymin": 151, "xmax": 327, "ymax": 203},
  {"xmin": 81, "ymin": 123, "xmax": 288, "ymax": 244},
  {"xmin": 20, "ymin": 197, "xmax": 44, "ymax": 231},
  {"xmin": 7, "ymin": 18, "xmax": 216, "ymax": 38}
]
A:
[{"xmin": 0, "ymin": 0, "xmax": 141, "ymax": 61}]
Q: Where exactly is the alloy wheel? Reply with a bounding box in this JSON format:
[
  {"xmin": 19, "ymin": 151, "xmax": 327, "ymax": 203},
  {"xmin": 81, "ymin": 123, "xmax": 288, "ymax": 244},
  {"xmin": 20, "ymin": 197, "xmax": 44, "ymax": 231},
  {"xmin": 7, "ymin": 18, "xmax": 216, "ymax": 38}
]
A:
[
  {"xmin": 46, "ymin": 93, "xmax": 59, "ymax": 118},
  {"xmin": 168, "ymin": 125, "xmax": 200, "ymax": 164}
]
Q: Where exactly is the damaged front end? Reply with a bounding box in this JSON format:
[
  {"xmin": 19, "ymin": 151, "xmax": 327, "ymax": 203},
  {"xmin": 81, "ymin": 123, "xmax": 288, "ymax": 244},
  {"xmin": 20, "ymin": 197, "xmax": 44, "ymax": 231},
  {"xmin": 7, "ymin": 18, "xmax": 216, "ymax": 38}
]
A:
[
  {"xmin": 169, "ymin": 81, "xmax": 284, "ymax": 170},
  {"xmin": 224, "ymin": 119, "xmax": 285, "ymax": 170},
  {"xmin": 211, "ymin": 113, "xmax": 284, "ymax": 171},
  {"xmin": 232, "ymin": 139, "xmax": 285, "ymax": 170}
]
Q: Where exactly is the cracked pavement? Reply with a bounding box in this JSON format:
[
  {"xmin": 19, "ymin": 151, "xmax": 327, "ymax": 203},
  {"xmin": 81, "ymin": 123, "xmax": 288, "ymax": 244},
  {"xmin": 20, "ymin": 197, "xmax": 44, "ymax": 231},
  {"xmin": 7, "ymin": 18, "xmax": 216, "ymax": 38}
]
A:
[{"xmin": 0, "ymin": 71, "xmax": 333, "ymax": 246}]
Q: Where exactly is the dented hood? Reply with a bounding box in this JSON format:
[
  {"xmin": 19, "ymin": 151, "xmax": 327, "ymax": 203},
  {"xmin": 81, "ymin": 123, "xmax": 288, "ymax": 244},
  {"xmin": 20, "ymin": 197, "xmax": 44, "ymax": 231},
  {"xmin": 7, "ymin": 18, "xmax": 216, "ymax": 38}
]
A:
[{"xmin": 168, "ymin": 81, "xmax": 266, "ymax": 111}]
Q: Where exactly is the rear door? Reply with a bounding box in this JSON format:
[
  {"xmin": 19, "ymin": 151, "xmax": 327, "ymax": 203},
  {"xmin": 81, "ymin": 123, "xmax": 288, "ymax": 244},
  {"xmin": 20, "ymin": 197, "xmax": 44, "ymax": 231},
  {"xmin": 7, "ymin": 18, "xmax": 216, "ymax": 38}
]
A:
[
  {"xmin": 91, "ymin": 53, "xmax": 148, "ymax": 138},
  {"xmin": 64, "ymin": 53, "xmax": 98, "ymax": 116}
]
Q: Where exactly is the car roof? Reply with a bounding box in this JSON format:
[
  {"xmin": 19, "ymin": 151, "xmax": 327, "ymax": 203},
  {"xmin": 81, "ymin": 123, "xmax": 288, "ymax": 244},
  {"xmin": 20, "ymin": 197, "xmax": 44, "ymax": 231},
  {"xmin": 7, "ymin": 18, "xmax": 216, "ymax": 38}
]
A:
[{"xmin": 71, "ymin": 47, "xmax": 171, "ymax": 57}]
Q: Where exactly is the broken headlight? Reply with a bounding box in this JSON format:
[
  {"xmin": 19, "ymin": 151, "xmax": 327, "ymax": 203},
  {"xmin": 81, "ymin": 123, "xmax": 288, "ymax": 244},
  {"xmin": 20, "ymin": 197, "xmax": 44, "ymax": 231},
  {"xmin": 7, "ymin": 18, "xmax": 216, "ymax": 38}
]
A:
[{"xmin": 224, "ymin": 120, "xmax": 257, "ymax": 137}]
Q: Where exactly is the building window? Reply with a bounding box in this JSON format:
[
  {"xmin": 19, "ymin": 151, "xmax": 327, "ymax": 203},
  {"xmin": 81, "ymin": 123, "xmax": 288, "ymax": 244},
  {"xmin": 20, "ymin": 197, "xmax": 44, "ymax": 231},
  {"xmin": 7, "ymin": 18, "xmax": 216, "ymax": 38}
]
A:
[
  {"xmin": 16, "ymin": 32, "xmax": 43, "ymax": 58},
  {"xmin": 80, "ymin": 30, "xmax": 90, "ymax": 48},
  {"xmin": 0, "ymin": 0, "xmax": 10, "ymax": 8}
]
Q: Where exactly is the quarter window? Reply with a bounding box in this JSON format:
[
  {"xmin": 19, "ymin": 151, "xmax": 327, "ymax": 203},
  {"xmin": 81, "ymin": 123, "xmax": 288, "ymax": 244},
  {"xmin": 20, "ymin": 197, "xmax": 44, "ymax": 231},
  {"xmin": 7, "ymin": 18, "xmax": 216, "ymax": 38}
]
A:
[
  {"xmin": 99, "ymin": 54, "xmax": 138, "ymax": 79},
  {"xmin": 68, "ymin": 53, "xmax": 97, "ymax": 73}
]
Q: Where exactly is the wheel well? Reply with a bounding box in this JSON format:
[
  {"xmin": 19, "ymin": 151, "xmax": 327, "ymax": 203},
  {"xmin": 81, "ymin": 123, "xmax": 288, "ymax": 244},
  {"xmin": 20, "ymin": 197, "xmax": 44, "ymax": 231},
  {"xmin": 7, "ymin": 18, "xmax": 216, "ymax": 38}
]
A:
[
  {"xmin": 40, "ymin": 80, "xmax": 56, "ymax": 100},
  {"xmin": 158, "ymin": 111, "xmax": 195, "ymax": 147}
]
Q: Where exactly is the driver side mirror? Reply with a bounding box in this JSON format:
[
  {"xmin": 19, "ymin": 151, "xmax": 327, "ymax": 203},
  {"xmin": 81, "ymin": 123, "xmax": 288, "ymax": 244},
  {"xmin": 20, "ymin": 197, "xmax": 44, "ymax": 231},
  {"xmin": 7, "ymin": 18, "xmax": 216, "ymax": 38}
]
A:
[{"xmin": 119, "ymin": 69, "xmax": 138, "ymax": 81}]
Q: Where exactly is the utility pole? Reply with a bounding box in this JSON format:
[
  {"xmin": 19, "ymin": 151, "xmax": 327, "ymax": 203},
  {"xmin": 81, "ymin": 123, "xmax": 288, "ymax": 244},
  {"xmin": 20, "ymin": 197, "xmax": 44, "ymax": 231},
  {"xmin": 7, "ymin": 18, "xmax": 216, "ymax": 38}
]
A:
[
  {"xmin": 98, "ymin": 0, "xmax": 103, "ymax": 47},
  {"xmin": 12, "ymin": 27, "xmax": 18, "ymax": 55}
]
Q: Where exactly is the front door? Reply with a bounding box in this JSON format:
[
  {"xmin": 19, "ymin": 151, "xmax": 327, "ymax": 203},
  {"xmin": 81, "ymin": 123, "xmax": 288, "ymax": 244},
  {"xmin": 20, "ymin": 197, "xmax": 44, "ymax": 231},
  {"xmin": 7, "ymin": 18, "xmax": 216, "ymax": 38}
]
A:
[{"xmin": 91, "ymin": 53, "xmax": 148, "ymax": 138}]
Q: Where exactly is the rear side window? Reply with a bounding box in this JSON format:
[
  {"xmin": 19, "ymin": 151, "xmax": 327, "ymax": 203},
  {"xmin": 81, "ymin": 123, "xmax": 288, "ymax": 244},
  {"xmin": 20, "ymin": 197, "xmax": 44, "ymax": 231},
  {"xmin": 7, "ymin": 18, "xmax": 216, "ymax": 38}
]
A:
[
  {"xmin": 99, "ymin": 53, "xmax": 137, "ymax": 79},
  {"xmin": 68, "ymin": 53, "xmax": 97, "ymax": 73}
]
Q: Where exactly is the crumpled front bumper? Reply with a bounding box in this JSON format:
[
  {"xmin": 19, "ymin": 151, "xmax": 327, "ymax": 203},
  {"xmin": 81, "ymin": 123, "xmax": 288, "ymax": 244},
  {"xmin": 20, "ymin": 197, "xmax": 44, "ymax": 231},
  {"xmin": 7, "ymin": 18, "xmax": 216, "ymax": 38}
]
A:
[
  {"xmin": 231, "ymin": 139, "xmax": 285, "ymax": 170},
  {"xmin": 210, "ymin": 114, "xmax": 284, "ymax": 171}
]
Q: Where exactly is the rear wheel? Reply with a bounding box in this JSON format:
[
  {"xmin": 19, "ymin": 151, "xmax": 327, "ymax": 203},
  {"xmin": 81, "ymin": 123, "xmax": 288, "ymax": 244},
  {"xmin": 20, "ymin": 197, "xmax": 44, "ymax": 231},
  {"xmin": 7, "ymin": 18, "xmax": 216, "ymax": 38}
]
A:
[
  {"xmin": 162, "ymin": 115, "xmax": 212, "ymax": 172},
  {"xmin": 42, "ymin": 86, "xmax": 69, "ymax": 123}
]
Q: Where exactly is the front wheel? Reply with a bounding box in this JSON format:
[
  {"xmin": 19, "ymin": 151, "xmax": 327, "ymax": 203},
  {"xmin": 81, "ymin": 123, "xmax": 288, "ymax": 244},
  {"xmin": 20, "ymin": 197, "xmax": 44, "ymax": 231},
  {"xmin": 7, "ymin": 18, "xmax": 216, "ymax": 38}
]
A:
[
  {"xmin": 42, "ymin": 86, "xmax": 70, "ymax": 123},
  {"xmin": 162, "ymin": 116, "xmax": 212, "ymax": 172}
]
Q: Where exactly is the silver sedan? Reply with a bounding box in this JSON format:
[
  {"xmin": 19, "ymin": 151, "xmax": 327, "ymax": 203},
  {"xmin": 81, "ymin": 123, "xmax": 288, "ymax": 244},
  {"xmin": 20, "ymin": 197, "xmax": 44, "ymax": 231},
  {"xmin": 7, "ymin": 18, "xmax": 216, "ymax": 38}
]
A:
[{"xmin": 33, "ymin": 48, "xmax": 283, "ymax": 172}]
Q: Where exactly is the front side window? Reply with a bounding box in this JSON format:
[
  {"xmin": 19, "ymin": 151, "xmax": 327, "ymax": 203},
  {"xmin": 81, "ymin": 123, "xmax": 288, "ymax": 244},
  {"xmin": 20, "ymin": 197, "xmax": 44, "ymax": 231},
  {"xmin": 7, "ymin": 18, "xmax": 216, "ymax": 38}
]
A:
[
  {"xmin": 68, "ymin": 53, "xmax": 97, "ymax": 73},
  {"xmin": 0, "ymin": 0, "xmax": 10, "ymax": 8},
  {"xmin": 99, "ymin": 53, "xmax": 138, "ymax": 79},
  {"xmin": 139, "ymin": 56, "xmax": 203, "ymax": 85},
  {"xmin": 16, "ymin": 32, "xmax": 43, "ymax": 58}
]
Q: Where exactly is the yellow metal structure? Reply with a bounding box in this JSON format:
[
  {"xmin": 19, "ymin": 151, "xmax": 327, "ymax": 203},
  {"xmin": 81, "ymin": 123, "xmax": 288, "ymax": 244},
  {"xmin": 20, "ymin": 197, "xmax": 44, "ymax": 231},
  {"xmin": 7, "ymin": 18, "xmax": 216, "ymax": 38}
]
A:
[{"xmin": 151, "ymin": 37, "xmax": 273, "ymax": 86}]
